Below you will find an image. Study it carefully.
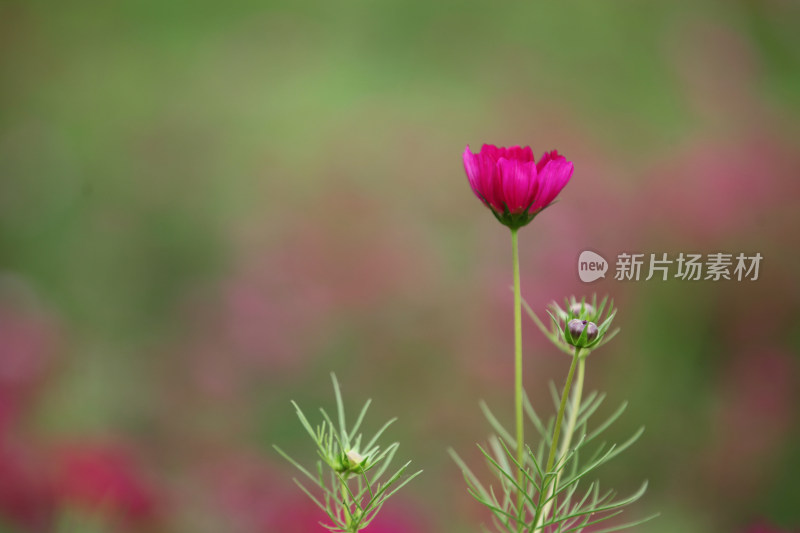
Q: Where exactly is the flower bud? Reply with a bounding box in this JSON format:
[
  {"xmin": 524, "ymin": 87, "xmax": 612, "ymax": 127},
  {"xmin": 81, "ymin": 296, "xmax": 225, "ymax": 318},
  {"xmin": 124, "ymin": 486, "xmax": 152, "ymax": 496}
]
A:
[
  {"xmin": 545, "ymin": 295, "xmax": 616, "ymax": 355},
  {"xmin": 334, "ymin": 449, "xmax": 367, "ymax": 475},
  {"xmin": 569, "ymin": 302, "xmax": 595, "ymax": 318},
  {"xmin": 346, "ymin": 450, "xmax": 365, "ymax": 469},
  {"xmin": 566, "ymin": 319, "xmax": 599, "ymax": 348}
]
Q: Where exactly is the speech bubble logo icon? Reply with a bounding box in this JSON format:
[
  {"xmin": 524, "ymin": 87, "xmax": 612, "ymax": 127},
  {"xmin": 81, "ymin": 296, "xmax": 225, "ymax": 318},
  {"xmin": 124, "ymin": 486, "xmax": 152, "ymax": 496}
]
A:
[{"xmin": 578, "ymin": 251, "xmax": 608, "ymax": 282}]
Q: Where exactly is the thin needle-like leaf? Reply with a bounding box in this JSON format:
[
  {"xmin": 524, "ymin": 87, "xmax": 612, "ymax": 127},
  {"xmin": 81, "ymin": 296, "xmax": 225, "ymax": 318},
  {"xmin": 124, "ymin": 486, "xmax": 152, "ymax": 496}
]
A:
[
  {"xmin": 349, "ymin": 399, "xmax": 372, "ymax": 443},
  {"xmin": 589, "ymin": 512, "xmax": 661, "ymax": 533},
  {"xmin": 450, "ymin": 448, "xmax": 492, "ymax": 502},
  {"xmin": 363, "ymin": 418, "xmax": 397, "ymax": 452},
  {"xmin": 273, "ymin": 446, "xmax": 325, "ymax": 488},
  {"xmin": 481, "ymin": 401, "xmax": 516, "ymax": 447},
  {"xmin": 291, "ymin": 401, "xmax": 319, "ymax": 442},
  {"xmin": 586, "ymin": 402, "xmax": 629, "ymax": 443},
  {"xmin": 330, "ymin": 374, "xmax": 349, "ymax": 449},
  {"xmin": 522, "ymin": 391, "xmax": 549, "ymax": 440}
]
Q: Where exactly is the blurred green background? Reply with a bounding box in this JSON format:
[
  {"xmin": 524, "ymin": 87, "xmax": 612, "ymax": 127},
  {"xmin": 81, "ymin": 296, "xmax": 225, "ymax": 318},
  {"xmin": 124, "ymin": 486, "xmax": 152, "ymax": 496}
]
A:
[{"xmin": 1, "ymin": 0, "xmax": 799, "ymax": 532}]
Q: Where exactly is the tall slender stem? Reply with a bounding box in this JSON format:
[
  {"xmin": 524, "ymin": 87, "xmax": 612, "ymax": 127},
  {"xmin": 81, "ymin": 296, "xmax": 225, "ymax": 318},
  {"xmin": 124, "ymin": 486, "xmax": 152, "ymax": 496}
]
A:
[
  {"xmin": 511, "ymin": 227, "xmax": 525, "ymax": 528},
  {"xmin": 558, "ymin": 356, "xmax": 585, "ymax": 465},
  {"xmin": 534, "ymin": 352, "xmax": 585, "ymax": 530},
  {"xmin": 532, "ymin": 347, "xmax": 581, "ymax": 532},
  {"xmin": 341, "ymin": 477, "xmax": 355, "ymax": 531}
]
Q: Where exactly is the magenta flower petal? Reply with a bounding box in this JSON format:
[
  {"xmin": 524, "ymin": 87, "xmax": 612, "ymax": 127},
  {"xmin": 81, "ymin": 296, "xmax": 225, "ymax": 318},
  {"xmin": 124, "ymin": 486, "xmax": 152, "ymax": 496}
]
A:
[
  {"xmin": 531, "ymin": 159, "xmax": 574, "ymax": 211},
  {"xmin": 535, "ymin": 149, "xmax": 564, "ymax": 173},
  {"xmin": 498, "ymin": 157, "xmax": 537, "ymax": 214},
  {"xmin": 480, "ymin": 144, "xmax": 534, "ymax": 163},
  {"xmin": 479, "ymin": 143, "xmax": 504, "ymax": 162},
  {"xmin": 462, "ymin": 146, "xmax": 484, "ymax": 198},
  {"xmin": 504, "ymin": 145, "xmax": 535, "ymax": 163},
  {"xmin": 463, "ymin": 145, "xmax": 501, "ymax": 210}
]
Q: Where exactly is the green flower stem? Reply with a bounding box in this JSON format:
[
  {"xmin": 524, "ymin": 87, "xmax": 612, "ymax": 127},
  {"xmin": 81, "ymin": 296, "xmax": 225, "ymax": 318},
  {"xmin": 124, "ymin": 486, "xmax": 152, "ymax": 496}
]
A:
[
  {"xmin": 341, "ymin": 477, "xmax": 355, "ymax": 531},
  {"xmin": 558, "ymin": 355, "xmax": 585, "ymax": 467},
  {"xmin": 532, "ymin": 347, "xmax": 582, "ymax": 532},
  {"xmin": 534, "ymin": 351, "xmax": 585, "ymax": 530},
  {"xmin": 511, "ymin": 227, "xmax": 525, "ymax": 528}
]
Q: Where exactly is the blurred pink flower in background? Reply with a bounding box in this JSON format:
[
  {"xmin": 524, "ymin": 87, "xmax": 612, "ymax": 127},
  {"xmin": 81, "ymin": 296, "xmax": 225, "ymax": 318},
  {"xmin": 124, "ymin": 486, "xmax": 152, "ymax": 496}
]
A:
[
  {"xmin": 0, "ymin": 439, "xmax": 54, "ymax": 533},
  {"xmin": 203, "ymin": 454, "xmax": 432, "ymax": 533},
  {"xmin": 180, "ymin": 187, "xmax": 437, "ymax": 397},
  {"xmin": 638, "ymin": 18, "xmax": 800, "ymax": 247},
  {"xmin": 0, "ymin": 295, "xmax": 60, "ymax": 531},
  {"xmin": 205, "ymin": 455, "xmax": 321, "ymax": 533},
  {"xmin": 744, "ymin": 521, "xmax": 798, "ymax": 533},
  {"xmin": 0, "ymin": 303, "xmax": 59, "ymax": 436},
  {"xmin": 638, "ymin": 137, "xmax": 800, "ymax": 244},
  {"xmin": 359, "ymin": 504, "xmax": 434, "ymax": 533},
  {"xmin": 54, "ymin": 443, "xmax": 161, "ymax": 527},
  {"xmin": 705, "ymin": 348, "xmax": 797, "ymax": 502},
  {"xmin": 463, "ymin": 144, "xmax": 573, "ymax": 228}
]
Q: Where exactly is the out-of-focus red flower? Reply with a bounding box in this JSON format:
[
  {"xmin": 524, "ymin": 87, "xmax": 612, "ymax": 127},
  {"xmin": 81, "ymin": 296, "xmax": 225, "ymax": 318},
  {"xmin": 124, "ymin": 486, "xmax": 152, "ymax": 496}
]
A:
[
  {"xmin": 744, "ymin": 520, "xmax": 798, "ymax": 533},
  {"xmin": 175, "ymin": 187, "xmax": 438, "ymax": 400},
  {"xmin": 204, "ymin": 455, "xmax": 322, "ymax": 533},
  {"xmin": 0, "ymin": 304, "xmax": 59, "ymax": 435},
  {"xmin": 0, "ymin": 298, "xmax": 60, "ymax": 531},
  {"xmin": 358, "ymin": 503, "xmax": 434, "ymax": 533},
  {"xmin": 705, "ymin": 349, "xmax": 797, "ymax": 501},
  {"xmin": 0, "ymin": 440, "xmax": 55, "ymax": 532},
  {"xmin": 54, "ymin": 444, "xmax": 160, "ymax": 527},
  {"xmin": 638, "ymin": 138, "xmax": 800, "ymax": 244},
  {"xmin": 463, "ymin": 144, "xmax": 573, "ymax": 229},
  {"xmin": 203, "ymin": 454, "xmax": 434, "ymax": 533}
]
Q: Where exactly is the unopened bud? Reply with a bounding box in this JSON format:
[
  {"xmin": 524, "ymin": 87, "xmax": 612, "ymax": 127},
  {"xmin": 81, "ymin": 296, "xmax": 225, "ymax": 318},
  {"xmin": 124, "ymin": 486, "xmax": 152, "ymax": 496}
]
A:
[
  {"xmin": 570, "ymin": 302, "xmax": 595, "ymax": 318},
  {"xmin": 346, "ymin": 450, "xmax": 365, "ymax": 469},
  {"xmin": 566, "ymin": 319, "xmax": 599, "ymax": 348}
]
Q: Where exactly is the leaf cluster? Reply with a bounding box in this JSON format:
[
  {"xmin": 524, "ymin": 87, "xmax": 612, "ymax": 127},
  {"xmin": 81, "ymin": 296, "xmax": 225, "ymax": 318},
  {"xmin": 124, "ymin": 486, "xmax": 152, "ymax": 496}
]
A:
[
  {"xmin": 274, "ymin": 374, "xmax": 422, "ymax": 532},
  {"xmin": 451, "ymin": 388, "xmax": 654, "ymax": 533}
]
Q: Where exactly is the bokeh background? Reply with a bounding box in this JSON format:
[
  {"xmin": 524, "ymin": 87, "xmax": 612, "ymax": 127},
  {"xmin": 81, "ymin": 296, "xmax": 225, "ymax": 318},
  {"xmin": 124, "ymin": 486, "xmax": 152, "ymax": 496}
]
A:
[{"xmin": 1, "ymin": 0, "xmax": 799, "ymax": 532}]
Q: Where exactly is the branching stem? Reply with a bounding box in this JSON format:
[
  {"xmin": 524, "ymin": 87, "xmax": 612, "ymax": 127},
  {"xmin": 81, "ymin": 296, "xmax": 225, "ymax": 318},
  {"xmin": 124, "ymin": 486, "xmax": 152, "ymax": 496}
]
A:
[
  {"xmin": 531, "ymin": 347, "xmax": 582, "ymax": 532},
  {"xmin": 535, "ymin": 351, "xmax": 585, "ymax": 530}
]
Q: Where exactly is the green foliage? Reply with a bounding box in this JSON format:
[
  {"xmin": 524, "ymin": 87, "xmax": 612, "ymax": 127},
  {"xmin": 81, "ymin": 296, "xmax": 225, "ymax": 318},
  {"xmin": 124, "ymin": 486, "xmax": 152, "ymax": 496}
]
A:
[
  {"xmin": 451, "ymin": 390, "xmax": 655, "ymax": 533},
  {"xmin": 451, "ymin": 296, "xmax": 656, "ymax": 533},
  {"xmin": 274, "ymin": 374, "xmax": 422, "ymax": 532}
]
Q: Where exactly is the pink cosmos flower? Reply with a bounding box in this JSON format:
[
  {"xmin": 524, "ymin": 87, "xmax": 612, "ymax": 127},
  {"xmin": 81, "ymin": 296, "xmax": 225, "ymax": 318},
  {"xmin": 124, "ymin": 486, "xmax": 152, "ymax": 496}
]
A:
[{"xmin": 463, "ymin": 144, "xmax": 574, "ymax": 229}]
